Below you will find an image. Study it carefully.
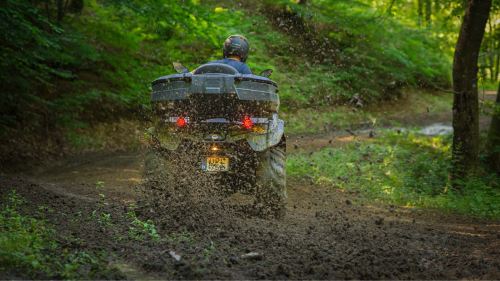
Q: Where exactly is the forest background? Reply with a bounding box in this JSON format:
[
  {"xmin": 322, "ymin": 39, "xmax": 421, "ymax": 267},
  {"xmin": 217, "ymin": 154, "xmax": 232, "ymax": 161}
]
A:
[{"xmin": 1, "ymin": 0, "xmax": 500, "ymax": 219}]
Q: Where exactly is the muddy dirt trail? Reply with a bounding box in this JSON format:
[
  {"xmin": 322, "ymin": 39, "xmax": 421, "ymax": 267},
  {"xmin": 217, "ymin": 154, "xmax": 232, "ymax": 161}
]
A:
[
  {"xmin": 2, "ymin": 91, "xmax": 499, "ymax": 279},
  {"xmin": 2, "ymin": 145, "xmax": 499, "ymax": 280}
]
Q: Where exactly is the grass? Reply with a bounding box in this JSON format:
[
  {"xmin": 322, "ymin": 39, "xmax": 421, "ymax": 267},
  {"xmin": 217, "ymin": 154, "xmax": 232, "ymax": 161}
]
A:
[
  {"xmin": 0, "ymin": 190, "xmax": 124, "ymax": 279},
  {"xmin": 287, "ymin": 131, "xmax": 500, "ymax": 220},
  {"xmin": 282, "ymin": 91, "xmax": 454, "ymax": 134},
  {"xmin": 125, "ymin": 204, "xmax": 194, "ymax": 244}
]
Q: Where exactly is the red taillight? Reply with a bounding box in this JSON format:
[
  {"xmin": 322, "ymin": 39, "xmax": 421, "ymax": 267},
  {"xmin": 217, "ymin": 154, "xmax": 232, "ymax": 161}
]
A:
[
  {"xmin": 243, "ymin": 117, "xmax": 253, "ymax": 129},
  {"xmin": 177, "ymin": 117, "xmax": 186, "ymax": 127}
]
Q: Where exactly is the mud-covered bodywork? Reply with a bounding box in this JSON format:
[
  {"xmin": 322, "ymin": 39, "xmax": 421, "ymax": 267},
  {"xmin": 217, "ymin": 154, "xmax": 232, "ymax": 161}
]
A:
[
  {"xmin": 145, "ymin": 63, "xmax": 287, "ymax": 218},
  {"xmin": 149, "ymin": 67, "xmax": 284, "ymax": 151}
]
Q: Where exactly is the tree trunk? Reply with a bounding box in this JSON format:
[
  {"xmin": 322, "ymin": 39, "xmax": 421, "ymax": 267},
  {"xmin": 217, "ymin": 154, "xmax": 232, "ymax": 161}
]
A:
[
  {"xmin": 488, "ymin": 18, "xmax": 495, "ymax": 82},
  {"xmin": 68, "ymin": 0, "xmax": 84, "ymax": 14},
  {"xmin": 425, "ymin": 0, "xmax": 432, "ymax": 26},
  {"xmin": 495, "ymin": 41, "xmax": 500, "ymax": 81},
  {"xmin": 434, "ymin": 0, "xmax": 441, "ymax": 11},
  {"xmin": 452, "ymin": 0, "xmax": 492, "ymax": 180},
  {"xmin": 45, "ymin": 1, "xmax": 51, "ymax": 22},
  {"xmin": 57, "ymin": 0, "xmax": 64, "ymax": 22},
  {"xmin": 486, "ymin": 83, "xmax": 500, "ymax": 173},
  {"xmin": 417, "ymin": 0, "xmax": 424, "ymax": 27}
]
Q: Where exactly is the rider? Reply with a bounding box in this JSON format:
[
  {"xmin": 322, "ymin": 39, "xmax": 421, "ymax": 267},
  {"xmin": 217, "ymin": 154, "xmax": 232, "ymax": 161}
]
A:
[{"xmin": 206, "ymin": 35, "xmax": 252, "ymax": 74}]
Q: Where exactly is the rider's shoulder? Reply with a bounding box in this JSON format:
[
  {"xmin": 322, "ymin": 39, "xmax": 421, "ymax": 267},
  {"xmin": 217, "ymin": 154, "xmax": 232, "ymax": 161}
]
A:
[{"xmin": 206, "ymin": 59, "xmax": 223, "ymax": 64}]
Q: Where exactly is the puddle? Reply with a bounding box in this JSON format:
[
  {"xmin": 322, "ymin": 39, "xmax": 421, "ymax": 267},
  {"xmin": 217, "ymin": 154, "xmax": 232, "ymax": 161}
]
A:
[
  {"xmin": 417, "ymin": 123, "xmax": 453, "ymax": 136},
  {"xmin": 360, "ymin": 123, "xmax": 453, "ymax": 136}
]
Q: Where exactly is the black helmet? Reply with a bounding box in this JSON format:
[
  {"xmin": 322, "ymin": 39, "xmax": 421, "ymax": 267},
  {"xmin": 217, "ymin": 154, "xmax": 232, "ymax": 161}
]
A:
[{"xmin": 223, "ymin": 35, "xmax": 250, "ymax": 62}]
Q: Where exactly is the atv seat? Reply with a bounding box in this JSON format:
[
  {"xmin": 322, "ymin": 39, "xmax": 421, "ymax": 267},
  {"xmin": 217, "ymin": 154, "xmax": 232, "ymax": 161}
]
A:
[{"xmin": 192, "ymin": 64, "xmax": 238, "ymax": 75}]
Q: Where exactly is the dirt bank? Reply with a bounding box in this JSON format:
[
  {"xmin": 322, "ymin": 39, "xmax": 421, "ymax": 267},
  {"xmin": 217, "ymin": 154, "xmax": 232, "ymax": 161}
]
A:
[{"xmin": 2, "ymin": 148, "xmax": 499, "ymax": 280}]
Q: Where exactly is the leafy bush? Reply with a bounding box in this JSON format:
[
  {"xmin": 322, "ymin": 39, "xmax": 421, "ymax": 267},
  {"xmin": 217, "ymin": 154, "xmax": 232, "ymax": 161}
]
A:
[
  {"xmin": 254, "ymin": 0, "xmax": 452, "ymax": 108},
  {"xmin": 0, "ymin": 0, "xmax": 454, "ymax": 133}
]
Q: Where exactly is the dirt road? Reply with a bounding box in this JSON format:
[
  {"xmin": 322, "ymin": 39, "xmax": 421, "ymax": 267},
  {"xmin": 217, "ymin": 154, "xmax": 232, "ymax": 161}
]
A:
[{"xmin": 2, "ymin": 147, "xmax": 499, "ymax": 280}]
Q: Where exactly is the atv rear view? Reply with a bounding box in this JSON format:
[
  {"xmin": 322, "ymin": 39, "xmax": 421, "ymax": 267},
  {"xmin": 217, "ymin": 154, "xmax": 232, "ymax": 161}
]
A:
[{"xmin": 142, "ymin": 63, "xmax": 286, "ymax": 218}]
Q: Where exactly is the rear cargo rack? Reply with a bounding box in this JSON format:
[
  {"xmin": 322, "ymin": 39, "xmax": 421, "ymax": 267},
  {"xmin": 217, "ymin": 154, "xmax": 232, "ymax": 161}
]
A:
[{"xmin": 150, "ymin": 72, "xmax": 280, "ymax": 117}]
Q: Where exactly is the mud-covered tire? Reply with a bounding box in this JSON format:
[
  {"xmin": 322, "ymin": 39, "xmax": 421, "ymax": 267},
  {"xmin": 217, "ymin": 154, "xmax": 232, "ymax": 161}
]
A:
[
  {"xmin": 139, "ymin": 146, "xmax": 174, "ymax": 205},
  {"xmin": 255, "ymin": 137, "xmax": 287, "ymax": 219}
]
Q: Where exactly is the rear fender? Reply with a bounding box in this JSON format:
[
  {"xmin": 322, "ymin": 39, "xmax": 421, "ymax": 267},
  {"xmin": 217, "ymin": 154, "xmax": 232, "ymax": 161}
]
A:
[{"xmin": 246, "ymin": 114, "xmax": 284, "ymax": 151}]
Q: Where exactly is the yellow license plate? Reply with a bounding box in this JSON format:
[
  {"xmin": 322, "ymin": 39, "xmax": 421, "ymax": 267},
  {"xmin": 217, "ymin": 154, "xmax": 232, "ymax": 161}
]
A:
[{"xmin": 203, "ymin": 157, "xmax": 229, "ymax": 172}]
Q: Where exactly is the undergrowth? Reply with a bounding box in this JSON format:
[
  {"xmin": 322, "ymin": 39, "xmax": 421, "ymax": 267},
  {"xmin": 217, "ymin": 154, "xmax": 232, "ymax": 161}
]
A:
[
  {"xmin": 0, "ymin": 190, "xmax": 124, "ymax": 279},
  {"xmin": 1, "ymin": 0, "xmax": 452, "ymax": 134},
  {"xmin": 0, "ymin": 185, "xmax": 196, "ymax": 279},
  {"xmin": 287, "ymin": 132, "xmax": 500, "ymax": 220}
]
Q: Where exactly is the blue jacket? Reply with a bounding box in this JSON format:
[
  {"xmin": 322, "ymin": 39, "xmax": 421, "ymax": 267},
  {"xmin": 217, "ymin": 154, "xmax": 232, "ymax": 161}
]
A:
[{"xmin": 205, "ymin": 58, "xmax": 252, "ymax": 74}]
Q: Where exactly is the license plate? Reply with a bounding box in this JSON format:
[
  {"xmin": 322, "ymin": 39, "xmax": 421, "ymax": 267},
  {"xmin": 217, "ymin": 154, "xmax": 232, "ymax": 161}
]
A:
[{"xmin": 202, "ymin": 157, "xmax": 229, "ymax": 172}]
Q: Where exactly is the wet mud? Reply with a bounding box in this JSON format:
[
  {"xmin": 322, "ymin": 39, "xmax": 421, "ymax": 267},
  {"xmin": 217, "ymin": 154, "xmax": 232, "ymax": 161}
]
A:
[{"xmin": 2, "ymin": 147, "xmax": 499, "ymax": 280}]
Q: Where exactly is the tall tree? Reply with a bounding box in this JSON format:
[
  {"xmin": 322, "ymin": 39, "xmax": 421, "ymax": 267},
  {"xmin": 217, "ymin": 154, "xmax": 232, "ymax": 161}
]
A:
[
  {"xmin": 486, "ymin": 83, "xmax": 500, "ymax": 173},
  {"xmin": 452, "ymin": 0, "xmax": 492, "ymax": 179},
  {"xmin": 417, "ymin": 0, "xmax": 424, "ymax": 27},
  {"xmin": 57, "ymin": 0, "xmax": 64, "ymax": 22},
  {"xmin": 425, "ymin": 0, "xmax": 432, "ymax": 25}
]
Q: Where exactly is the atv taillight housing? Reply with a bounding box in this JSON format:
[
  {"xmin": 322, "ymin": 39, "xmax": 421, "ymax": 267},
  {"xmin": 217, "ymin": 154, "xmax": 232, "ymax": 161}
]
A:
[
  {"xmin": 243, "ymin": 117, "xmax": 253, "ymax": 129},
  {"xmin": 177, "ymin": 117, "xmax": 186, "ymax": 127}
]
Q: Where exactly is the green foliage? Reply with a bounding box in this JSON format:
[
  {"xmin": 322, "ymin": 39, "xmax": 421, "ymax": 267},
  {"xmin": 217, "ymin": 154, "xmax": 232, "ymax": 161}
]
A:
[
  {"xmin": 126, "ymin": 213, "xmax": 194, "ymax": 243},
  {"xmin": 0, "ymin": 0, "xmax": 99, "ymax": 131},
  {"xmin": 0, "ymin": 190, "xmax": 123, "ymax": 279},
  {"xmin": 478, "ymin": 79, "xmax": 499, "ymax": 92},
  {"xmin": 287, "ymin": 132, "xmax": 500, "ymax": 220},
  {"xmin": 129, "ymin": 218, "xmax": 161, "ymax": 241},
  {"xmin": 1, "ymin": 0, "xmax": 458, "ymax": 136},
  {"xmin": 478, "ymin": 0, "xmax": 500, "ymax": 84},
  {"xmin": 255, "ymin": 0, "xmax": 451, "ymax": 109},
  {"xmin": 438, "ymin": 174, "xmax": 500, "ymax": 219}
]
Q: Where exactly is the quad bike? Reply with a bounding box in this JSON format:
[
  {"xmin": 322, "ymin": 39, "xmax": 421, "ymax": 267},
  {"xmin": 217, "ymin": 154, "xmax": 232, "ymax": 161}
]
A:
[{"xmin": 142, "ymin": 62, "xmax": 286, "ymax": 218}]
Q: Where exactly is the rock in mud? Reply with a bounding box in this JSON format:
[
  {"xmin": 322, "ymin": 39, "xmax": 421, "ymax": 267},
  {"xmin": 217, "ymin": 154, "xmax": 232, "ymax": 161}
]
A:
[
  {"xmin": 241, "ymin": 252, "xmax": 263, "ymax": 261},
  {"xmin": 276, "ymin": 264, "xmax": 291, "ymax": 277},
  {"xmin": 375, "ymin": 217, "xmax": 384, "ymax": 225},
  {"xmin": 345, "ymin": 199, "xmax": 352, "ymax": 205},
  {"xmin": 169, "ymin": 251, "xmax": 181, "ymax": 262}
]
